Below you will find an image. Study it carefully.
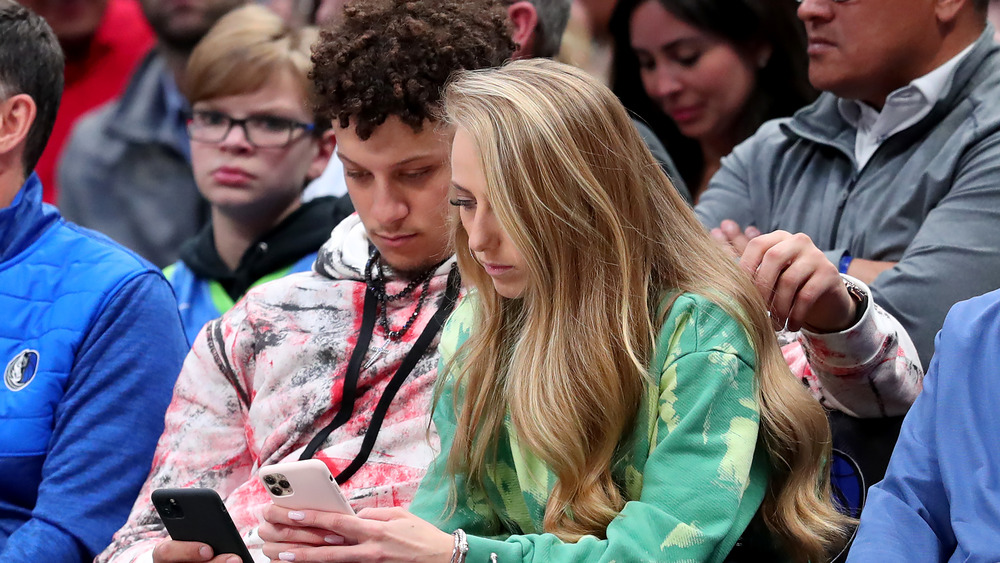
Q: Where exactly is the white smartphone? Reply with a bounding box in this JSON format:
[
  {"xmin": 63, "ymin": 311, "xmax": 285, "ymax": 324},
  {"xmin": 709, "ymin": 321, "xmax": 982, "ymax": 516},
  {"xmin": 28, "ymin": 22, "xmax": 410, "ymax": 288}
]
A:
[{"xmin": 258, "ymin": 459, "xmax": 355, "ymax": 515}]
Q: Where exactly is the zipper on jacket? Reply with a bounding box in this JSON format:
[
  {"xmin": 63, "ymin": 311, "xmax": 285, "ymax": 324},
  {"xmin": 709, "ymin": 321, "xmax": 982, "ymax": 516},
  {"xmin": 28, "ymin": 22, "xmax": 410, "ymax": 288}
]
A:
[{"xmin": 830, "ymin": 173, "xmax": 859, "ymax": 245}]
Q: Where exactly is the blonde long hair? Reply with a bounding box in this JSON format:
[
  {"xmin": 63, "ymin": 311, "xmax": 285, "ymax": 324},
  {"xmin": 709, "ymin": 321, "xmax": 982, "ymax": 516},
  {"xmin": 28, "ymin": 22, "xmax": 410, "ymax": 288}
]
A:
[{"xmin": 440, "ymin": 59, "xmax": 849, "ymax": 562}]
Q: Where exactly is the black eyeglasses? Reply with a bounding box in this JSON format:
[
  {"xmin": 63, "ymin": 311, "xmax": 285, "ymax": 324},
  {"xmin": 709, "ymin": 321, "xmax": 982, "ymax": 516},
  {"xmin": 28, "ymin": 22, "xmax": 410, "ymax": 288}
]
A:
[{"xmin": 187, "ymin": 109, "xmax": 316, "ymax": 148}]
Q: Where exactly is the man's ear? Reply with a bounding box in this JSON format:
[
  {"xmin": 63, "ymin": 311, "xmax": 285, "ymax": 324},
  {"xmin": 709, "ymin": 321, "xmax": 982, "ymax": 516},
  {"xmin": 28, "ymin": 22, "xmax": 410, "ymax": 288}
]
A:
[
  {"xmin": 506, "ymin": 1, "xmax": 539, "ymax": 58},
  {"xmin": 0, "ymin": 94, "xmax": 37, "ymax": 157},
  {"xmin": 307, "ymin": 128, "xmax": 336, "ymax": 181},
  {"xmin": 935, "ymin": 0, "xmax": 967, "ymax": 23}
]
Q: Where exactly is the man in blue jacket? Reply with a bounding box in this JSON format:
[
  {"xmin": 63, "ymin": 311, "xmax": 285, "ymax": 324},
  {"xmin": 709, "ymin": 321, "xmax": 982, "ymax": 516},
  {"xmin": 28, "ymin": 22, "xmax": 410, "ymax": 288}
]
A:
[
  {"xmin": 0, "ymin": 3, "xmax": 189, "ymax": 560},
  {"xmin": 847, "ymin": 288, "xmax": 1000, "ymax": 562}
]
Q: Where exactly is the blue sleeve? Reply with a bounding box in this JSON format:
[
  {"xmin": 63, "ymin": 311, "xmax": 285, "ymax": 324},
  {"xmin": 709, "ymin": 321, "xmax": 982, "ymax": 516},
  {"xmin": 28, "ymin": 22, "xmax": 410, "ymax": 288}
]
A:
[
  {"xmin": 848, "ymin": 293, "xmax": 1000, "ymax": 562},
  {"xmin": 0, "ymin": 272, "xmax": 188, "ymax": 560},
  {"xmin": 846, "ymin": 334, "xmax": 951, "ymax": 562}
]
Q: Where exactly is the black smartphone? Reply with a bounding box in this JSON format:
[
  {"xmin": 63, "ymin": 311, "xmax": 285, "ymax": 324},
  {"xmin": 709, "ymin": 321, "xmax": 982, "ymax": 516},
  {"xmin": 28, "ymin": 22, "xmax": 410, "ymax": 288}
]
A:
[{"xmin": 151, "ymin": 488, "xmax": 254, "ymax": 563}]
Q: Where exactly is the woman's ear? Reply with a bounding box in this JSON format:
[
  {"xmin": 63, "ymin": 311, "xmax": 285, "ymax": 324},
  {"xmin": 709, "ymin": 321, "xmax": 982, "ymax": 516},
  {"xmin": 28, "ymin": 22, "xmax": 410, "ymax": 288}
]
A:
[{"xmin": 307, "ymin": 128, "xmax": 336, "ymax": 181}]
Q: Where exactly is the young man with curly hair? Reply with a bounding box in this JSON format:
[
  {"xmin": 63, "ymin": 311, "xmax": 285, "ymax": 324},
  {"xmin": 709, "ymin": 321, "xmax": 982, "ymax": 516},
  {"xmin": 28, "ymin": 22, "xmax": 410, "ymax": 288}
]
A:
[{"xmin": 95, "ymin": 1, "xmax": 513, "ymax": 562}]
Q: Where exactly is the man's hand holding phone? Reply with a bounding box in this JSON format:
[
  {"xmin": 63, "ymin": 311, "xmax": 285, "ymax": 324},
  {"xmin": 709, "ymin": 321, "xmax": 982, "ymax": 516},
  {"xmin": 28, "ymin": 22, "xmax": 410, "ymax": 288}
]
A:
[
  {"xmin": 151, "ymin": 488, "xmax": 254, "ymax": 563},
  {"xmin": 151, "ymin": 540, "xmax": 243, "ymax": 563}
]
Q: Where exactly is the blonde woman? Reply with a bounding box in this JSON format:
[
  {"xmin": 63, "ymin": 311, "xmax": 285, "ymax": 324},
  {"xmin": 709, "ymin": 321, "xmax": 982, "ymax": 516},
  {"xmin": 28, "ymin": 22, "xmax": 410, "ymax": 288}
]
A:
[{"xmin": 260, "ymin": 59, "xmax": 849, "ymax": 562}]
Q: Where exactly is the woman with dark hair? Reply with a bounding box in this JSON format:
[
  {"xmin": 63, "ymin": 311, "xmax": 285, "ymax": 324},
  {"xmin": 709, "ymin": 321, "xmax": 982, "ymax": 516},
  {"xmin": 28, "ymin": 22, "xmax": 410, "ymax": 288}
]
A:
[{"xmin": 610, "ymin": 0, "xmax": 814, "ymax": 200}]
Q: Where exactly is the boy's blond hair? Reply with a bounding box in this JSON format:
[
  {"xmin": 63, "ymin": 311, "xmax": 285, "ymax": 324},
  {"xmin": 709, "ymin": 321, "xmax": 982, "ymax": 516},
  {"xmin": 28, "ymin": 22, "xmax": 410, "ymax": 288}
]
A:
[{"xmin": 185, "ymin": 5, "xmax": 319, "ymax": 114}]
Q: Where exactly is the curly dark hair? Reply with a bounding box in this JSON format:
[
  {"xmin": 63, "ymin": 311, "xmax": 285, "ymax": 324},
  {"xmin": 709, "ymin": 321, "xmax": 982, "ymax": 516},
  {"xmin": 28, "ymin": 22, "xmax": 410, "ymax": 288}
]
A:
[{"xmin": 312, "ymin": 0, "xmax": 515, "ymax": 140}]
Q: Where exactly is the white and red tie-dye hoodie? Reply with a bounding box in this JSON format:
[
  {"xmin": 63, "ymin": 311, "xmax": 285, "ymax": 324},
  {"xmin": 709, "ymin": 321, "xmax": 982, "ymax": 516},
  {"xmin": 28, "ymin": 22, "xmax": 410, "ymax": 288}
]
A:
[
  {"xmin": 781, "ymin": 275, "xmax": 924, "ymax": 418},
  {"xmin": 98, "ymin": 215, "xmax": 455, "ymax": 563}
]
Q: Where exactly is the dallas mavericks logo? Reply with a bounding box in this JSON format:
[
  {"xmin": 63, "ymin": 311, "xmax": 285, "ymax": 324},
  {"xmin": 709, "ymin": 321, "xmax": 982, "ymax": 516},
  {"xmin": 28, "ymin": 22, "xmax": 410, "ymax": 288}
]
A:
[{"xmin": 5, "ymin": 350, "xmax": 39, "ymax": 392}]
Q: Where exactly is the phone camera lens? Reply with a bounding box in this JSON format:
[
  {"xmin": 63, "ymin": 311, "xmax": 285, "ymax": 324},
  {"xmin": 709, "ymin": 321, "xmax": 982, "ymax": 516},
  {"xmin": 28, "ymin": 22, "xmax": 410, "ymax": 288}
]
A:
[
  {"xmin": 263, "ymin": 475, "xmax": 276, "ymax": 485},
  {"xmin": 279, "ymin": 480, "xmax": 291, "ymax": 489},
  {"xmin": 270, "ymin": 486, "xmax": 283, "ymax": 496},
  {"xmin": 159, "ymin": 497, "xmax": 184, "ymax": 518}
]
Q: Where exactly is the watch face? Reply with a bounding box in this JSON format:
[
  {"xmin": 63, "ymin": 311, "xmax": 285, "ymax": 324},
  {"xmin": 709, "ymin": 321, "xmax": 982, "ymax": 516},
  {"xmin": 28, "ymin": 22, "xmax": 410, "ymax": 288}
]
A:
[{"xmin": 843, "ymin": 279, "xmax": 867, "ymax": 306}]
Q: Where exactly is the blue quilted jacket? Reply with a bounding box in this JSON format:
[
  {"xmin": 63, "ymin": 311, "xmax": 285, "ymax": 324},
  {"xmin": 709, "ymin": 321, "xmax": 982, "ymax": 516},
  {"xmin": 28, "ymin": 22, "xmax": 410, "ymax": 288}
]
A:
[{"xmin": 0, "ymin": 174, "xmax": 188, "ymax": 560}]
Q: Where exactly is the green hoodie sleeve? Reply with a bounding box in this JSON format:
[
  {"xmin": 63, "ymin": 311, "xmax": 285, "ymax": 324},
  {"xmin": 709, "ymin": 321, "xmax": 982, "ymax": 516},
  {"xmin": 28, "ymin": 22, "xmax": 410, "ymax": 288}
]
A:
[{"xmin": 413, "ymin": 295, "xmax": 768, "ymax": 563}]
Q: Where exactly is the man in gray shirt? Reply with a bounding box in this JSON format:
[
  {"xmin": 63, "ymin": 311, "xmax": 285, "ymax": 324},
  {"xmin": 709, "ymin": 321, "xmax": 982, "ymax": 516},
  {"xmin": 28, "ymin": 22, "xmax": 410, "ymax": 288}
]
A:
[{"xmin": 696, "ymin": 0, "xmax": 1000, "ymax": 368}]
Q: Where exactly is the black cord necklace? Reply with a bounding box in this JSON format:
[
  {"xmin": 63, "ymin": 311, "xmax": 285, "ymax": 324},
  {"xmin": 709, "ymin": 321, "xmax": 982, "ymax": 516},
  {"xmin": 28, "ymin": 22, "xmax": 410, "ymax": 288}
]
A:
[
  {"xmin": 362, "ymin": 249, "xmax": 441, "ymax": 341},
  {"xmin": 298, "ymin": 263, "xmax": 462, "ymax": 483}
]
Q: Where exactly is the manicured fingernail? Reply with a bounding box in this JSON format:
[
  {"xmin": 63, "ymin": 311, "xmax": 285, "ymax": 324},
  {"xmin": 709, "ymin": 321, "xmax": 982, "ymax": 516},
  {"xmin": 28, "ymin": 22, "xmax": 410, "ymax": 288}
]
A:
[
  {"xmin": 325, "ymin": 534, "xmax": 345, "ymax": 544},
  {"xmin": 199, "ymin": 545, "xmax": 212, "ymax": 558},
  {"xmin": 279, "ymin": 553, "xmax": 296, "ymax": 561},
  {"xmin": 288, "ymin": 510, "xmax": 305, "ymax": 520}
]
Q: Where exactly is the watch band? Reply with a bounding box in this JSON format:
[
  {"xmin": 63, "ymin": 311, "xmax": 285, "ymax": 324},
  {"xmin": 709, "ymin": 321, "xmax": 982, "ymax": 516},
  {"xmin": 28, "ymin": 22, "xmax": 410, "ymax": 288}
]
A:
[{"xmin": 842, "ymin": 276, "xmax": 868, "ymax": 326}]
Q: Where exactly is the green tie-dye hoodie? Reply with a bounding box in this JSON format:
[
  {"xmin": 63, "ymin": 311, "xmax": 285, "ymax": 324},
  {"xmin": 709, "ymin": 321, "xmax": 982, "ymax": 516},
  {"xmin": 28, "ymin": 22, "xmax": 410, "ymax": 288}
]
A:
[{"xmin": 410, "ymin": 292, "xmax": 772, "ymax": 562}]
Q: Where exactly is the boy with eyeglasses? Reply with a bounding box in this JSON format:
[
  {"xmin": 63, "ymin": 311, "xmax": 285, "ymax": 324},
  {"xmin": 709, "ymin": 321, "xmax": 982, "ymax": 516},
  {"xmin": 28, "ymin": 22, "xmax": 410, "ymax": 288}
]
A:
[{"xmin": 163, "ymin": 5, "xmax": 352, "ymax": 343}]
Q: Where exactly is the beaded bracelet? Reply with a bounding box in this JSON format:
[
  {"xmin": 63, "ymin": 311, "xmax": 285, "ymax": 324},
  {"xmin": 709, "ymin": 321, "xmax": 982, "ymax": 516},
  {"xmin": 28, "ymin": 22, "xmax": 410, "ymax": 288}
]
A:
[{"xmin": 450, "ymin": 529, "xmax": 469, "ymax": 563}]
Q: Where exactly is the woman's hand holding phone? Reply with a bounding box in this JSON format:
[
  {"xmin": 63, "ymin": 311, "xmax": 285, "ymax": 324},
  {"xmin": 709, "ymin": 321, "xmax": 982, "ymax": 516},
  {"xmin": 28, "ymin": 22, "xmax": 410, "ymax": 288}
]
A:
[
  {"xmin": 259, "ymin": 505, "xmax": 453, "ymax": 563},
  {"xmin": 255, "ymin": 460, "xmax": 456, "ymax": 561}
]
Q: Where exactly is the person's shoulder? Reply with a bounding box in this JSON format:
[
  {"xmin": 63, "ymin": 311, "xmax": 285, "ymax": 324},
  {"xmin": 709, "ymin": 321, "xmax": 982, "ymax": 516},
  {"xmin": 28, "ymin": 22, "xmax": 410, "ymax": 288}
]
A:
[
  {"xmin": 963, "ymin": 38, "xmax": 1000, "ymax": 96},
  {"xmin": 60, "ymin": 100, "xmax": 123, "ymax": 179},
  {"xmin": 948, "ymin": 41, "xmax": 1000, "ymax": 131},
  {"xmin": 244, "ymin": 269, "xmax": 330, "ymax": 297},
  {"xmin": 916, "ymin": 289, "xmax": 1000, "ymax": 406},
  {"xmin": 49, "ymin": 220, "xmax": 162, "ymax": 282},
  {"xmin": 438, "ymin": 293, "xmax": 477, "ymax": 360},
  {"xmin": 234, "ymin": 269, "xmax": 363, "ymax": 320},
  {"xmin": 724, "ymin": 113, "xmax": 801, "ymax": 167},
  {"xmin": 67, "ymin": 100, "xmax": 119, "ymax": 144},
  {"xmin": 658, "ymin": 292, "xmax": 756, "ymax": 365},
  {"xmin": 939, "ymin": 288, "xmax": 1000, "ymax": 349}
]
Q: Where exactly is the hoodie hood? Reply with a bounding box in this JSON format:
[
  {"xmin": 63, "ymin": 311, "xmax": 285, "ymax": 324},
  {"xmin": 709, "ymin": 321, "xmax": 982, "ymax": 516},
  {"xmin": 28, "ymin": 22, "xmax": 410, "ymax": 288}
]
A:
[
  {"xmin": 180, "ymin": 195, "xmax": 353, "ymax": 300},
  {"xmin": 314, "ymin": 214, "xmax": 455, "ymax": 282}
]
